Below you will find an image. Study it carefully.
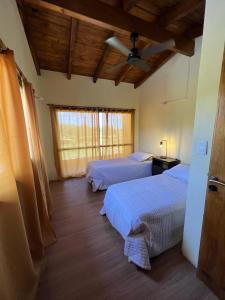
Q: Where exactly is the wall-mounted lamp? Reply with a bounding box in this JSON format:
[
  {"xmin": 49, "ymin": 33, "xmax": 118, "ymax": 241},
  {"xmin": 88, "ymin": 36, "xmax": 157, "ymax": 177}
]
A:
[{"xmin": 160, "ymin": 139, "xmax": 167, "ymax": 159}]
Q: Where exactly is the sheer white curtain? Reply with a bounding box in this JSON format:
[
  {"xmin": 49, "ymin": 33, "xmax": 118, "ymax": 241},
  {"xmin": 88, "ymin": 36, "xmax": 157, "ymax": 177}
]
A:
[
  {"xmin": 100, "ymin": 111, "xmax": 134, "ymax": 159},
  {"xmin": 50, "ymin": 107, "xmax": 134, "ymax": 178},
  {"xmin": 51, "ymin": 108, "xmax": 100, "ymax": 177}
]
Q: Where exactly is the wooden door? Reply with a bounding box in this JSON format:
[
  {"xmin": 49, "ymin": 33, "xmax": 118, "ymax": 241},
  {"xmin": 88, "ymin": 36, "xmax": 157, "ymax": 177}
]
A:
[{"xmin": 198, "ymin": 47, "xmax": 225, "ymax": 299}]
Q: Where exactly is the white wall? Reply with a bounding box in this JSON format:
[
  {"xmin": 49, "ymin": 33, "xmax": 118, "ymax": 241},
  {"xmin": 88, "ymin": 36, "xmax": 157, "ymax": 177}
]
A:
[
  {"xmin": 37, "ymin": 71, "xmax": 140, "ymax": 179},
  {"xmin": 138, "ymin": 38, "xmax": 202, "ymax": 162},
  {"xmin": 0, "ymin": 0, "xmax": 40, "ymax": 91},
  {"xmin": 182, "ymin": 0, "xmax": 225, "ymax": 267}
]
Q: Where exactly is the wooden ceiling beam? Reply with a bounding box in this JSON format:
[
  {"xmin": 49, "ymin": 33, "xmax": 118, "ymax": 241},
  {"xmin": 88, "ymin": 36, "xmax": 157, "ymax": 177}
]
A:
[
  {"xmin": 158, "ymin": 0, "xmax": 205, "ymax": 28},
  {"xmin": 132, "ymin": 23, "xmax": 204, "ymax": 89},
  {"xmin": 134, "ymin": 52, "xmax": 176, "ymax": 89},
  {"xmin": 67, "ymin": 18, "xmax": 78, "ymax": 80},
  {"xmin": 24, "ymin": 0, "xmax": 195, "ymax": 57},
  {"xmin": 122, "ymin": 0, "xmax": 139, "ymax": 12},
  {"xmin": 132, "ymin": 21, "xmax": 204, "ymax": 89},
  {"xmin": 185, "ymin": 24, "xmax": 204, "ymax": 39},
  {"xmin": 16, "ymin": 0, "xmax": 41, "ymax": 75},
  {"xmin": 115, "ymin": 65, "xmax": 133, "ymax": 86},
  {"xmin": 93, "ymin": 34, "xmax": 114, "ymax": 83},
  {"xmin": 115, "ymin": 0, "xmax": 204, "ymax": 86}
]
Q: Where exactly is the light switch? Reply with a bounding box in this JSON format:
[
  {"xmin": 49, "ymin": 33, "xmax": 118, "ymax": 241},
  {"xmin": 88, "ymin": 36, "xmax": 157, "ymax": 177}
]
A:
[{"xmin": 196, "ymin": 140, "xmax": 208, "ymax": 156}]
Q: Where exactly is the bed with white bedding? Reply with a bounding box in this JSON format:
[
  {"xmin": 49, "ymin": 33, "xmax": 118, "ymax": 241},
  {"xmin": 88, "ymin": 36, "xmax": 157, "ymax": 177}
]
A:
[
  {"xmin": 100, "ymin": 164, "xmax": 189, "ymax": 270},
  {"xmin": 86, "ymin": 152, "xmax": 152, "ymax": 192}
]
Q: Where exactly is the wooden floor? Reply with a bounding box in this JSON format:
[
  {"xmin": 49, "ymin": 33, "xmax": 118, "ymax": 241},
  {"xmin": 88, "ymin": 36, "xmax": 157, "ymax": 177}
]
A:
[{"xmin": 37, "ymin": 178, "xmax": 217, "ymax": 300}]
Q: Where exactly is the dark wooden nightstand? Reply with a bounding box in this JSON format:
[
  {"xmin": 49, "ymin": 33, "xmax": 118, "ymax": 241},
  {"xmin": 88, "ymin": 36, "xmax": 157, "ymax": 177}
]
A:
[{"xmin": 152, "ymin": 157, "xmax": 181, "ymax": 175}]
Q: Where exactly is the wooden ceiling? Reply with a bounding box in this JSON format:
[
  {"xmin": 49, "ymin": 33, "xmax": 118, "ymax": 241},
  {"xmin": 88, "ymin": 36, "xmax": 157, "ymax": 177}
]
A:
[{"xmin": 17, "ymin": 0, "xmax": 205, "ymax": 88}]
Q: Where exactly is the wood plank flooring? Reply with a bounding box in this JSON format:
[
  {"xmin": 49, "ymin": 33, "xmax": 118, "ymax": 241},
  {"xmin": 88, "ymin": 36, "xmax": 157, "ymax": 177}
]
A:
[{"xmin": 37, "ymin": 178, "xmax": 217, "ymax": 300}]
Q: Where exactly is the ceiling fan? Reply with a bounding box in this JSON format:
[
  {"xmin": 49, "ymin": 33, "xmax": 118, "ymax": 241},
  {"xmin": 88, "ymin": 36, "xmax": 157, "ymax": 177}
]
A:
[{"xmin": 105, "ymin": 32, "xmax": 175, "ymax": 72}]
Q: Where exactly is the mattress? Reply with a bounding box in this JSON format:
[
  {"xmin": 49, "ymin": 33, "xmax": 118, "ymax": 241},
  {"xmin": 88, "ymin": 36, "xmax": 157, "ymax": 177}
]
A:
[
  {"xmin": 100, "ymin": 174, "xmax": 187, "ymax": 269},
  {"xmin": 86, "ymin": 158, "xmax": 152, "ymax": 192}
]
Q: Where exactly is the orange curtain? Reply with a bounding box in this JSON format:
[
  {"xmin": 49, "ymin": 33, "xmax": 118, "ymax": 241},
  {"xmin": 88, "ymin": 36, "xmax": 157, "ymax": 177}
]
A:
[
  {"xmin": 0, "ymin": 50, "xmax": 55, "ymax": 300},
  {"xmin": 21, "ymin": 82, "xmax": 56, "ymax": 246},
  {"xmin": 50, "ymin": 108, "xmax": 134, "ymax": 178},
  {"xmin": 51, "ymin": 108, "xmax": 100, "ymax": 178}
]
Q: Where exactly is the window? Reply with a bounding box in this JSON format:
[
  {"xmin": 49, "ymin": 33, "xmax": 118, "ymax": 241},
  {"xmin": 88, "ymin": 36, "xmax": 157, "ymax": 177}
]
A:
[
  {"xmin": 99, "ymin": 111, "xmax": 133, "ymax": 159},
  {"xmin": 50, "ymin": 107, "xmax": 134, "ymax": 178}
]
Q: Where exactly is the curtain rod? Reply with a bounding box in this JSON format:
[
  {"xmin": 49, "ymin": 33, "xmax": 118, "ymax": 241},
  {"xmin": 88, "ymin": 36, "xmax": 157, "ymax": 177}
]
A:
[
  {"xmin": 47, "ymin": 104, "xmax": 135, "ymax": 113},
  {"xmin": 0, "ymin": 38, "xmax": 28, "ymax": 83}
]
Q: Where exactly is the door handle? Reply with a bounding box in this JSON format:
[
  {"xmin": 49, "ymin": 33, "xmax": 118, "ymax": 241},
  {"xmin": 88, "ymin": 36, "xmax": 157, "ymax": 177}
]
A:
[{"xmin": 208, "ymin": 176, "xmax": 225, "ymax": 187}]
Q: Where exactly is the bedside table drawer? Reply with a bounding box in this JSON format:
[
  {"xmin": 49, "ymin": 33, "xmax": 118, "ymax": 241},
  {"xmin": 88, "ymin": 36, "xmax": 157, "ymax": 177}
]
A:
[{"xmin": 152, "ymin": 165, "xmax": 163, "ymax": 175}]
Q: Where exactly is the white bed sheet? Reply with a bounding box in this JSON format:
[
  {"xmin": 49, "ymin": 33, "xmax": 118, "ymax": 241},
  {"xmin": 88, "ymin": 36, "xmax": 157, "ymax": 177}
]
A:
[
  {"xmin": 100, "ymin": 174, "xmax": 187, "ymax": 270},
  {"xmin": 86, "ymin": 158, "xmax": 152, "ymax": 192}
]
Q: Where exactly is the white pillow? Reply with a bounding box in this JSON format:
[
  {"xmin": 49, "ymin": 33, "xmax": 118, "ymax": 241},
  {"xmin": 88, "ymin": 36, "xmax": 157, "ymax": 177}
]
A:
[
  {"xmin": 128, "ymin": 152, "xmax": 153, "ymax": 162},
  {"xmin": 163, "ymin": 164, "xmax": 189, "ymax": 183}
]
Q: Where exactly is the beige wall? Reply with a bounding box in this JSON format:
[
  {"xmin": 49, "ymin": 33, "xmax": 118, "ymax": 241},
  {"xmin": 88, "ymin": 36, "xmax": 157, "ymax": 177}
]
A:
[
  {"xmin": 182, "ymin": 0, "xmax": 225, "ymax": 267},
  {"xmin": 37, "ymin": 71, "xmax": 140, "ymax": 179},
  {"xmin": 138, "ymin": 37, "xmax": 202, "ymax": 162},
  {"xmin": 0, "ymin": 0, "xmax": 40, "ymax": 91}
]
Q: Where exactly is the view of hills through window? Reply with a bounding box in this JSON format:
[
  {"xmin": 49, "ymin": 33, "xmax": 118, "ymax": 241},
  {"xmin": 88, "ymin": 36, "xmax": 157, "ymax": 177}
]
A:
[{"xmin": 53, "ymin": 108, "xmax": 134, "ymax": 177}]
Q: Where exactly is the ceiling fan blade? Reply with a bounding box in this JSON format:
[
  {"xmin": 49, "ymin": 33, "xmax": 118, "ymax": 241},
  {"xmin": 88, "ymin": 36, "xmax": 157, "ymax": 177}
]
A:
[
  {"xmin": 134, "ymin": 60, "xmax": 151, "ymax": 72},
  {"xmin": 140, "ymin": 39, "xmax": 175, "ymax": 59},
  {"xmin": 105, "ymin": 36, "xmax": 130, "ymax": 56},
  {"xmin": 106, "ymin": 61, "xmax": 128, "ymax": 72}
]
